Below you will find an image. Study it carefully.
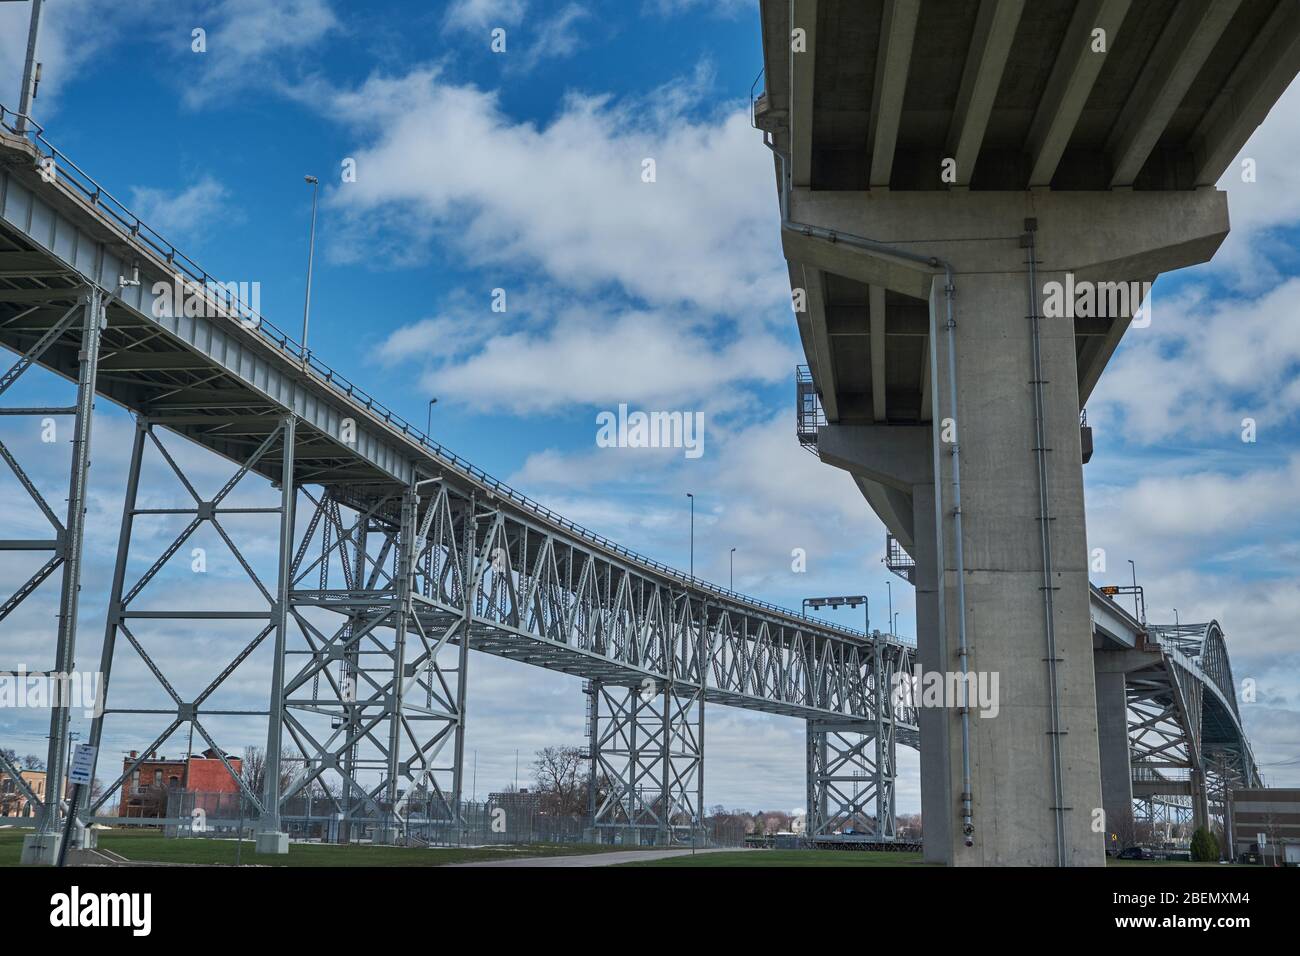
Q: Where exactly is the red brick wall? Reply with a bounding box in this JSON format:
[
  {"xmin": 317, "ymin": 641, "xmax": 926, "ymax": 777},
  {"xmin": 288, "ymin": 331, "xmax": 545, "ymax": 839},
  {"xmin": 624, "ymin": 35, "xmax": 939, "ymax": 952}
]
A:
[
  {"xmin": 185, "ymin": 757, "xmax": 242, "ymax": 794},
  {"xmin": 119, "ymin": 755, "xmax": 243, "ymax": 815}
]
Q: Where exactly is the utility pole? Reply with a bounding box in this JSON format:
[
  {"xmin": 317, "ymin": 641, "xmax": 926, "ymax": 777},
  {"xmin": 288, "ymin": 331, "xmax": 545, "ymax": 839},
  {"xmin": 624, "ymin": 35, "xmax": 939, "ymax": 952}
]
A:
[{"xmin": 729, "ymin": 547, "xmax": 735, "ymax": 590}]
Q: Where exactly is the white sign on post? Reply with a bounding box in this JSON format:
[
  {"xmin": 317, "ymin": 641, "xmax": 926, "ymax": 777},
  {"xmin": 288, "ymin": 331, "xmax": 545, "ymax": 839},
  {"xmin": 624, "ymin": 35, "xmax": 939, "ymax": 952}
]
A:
[
  {"xmin": 68, "ymin": 743, "xmax": 97, "ymax": 787},
  {"xmin": 1257, "ymin": 832, "xmax": 1267, "ymax": 847}
]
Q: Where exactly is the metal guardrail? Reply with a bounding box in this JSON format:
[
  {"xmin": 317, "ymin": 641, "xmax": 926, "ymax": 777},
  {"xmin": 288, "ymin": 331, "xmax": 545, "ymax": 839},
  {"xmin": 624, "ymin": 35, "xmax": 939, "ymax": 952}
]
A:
[{"xmin": 0, "ymin": 105, "xmax": 908, "ymax": 646}]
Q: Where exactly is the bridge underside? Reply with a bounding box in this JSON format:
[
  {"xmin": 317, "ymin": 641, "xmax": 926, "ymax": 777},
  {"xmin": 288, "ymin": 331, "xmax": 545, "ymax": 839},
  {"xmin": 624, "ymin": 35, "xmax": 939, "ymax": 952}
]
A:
[{"xmin": 758, "ymin": 0, "xmax": 1294, "ymax": 865}]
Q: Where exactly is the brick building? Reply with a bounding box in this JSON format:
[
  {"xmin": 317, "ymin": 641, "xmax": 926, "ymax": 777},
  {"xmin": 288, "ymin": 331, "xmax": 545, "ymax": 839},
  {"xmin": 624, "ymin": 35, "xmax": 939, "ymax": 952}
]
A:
[
  {"xmin": 0, "ymin": 769, "xmax": 47, "ymax": 818},
  {"xmin": 119, "ymin": 748, "xmax": 242, "ymax": 818}
]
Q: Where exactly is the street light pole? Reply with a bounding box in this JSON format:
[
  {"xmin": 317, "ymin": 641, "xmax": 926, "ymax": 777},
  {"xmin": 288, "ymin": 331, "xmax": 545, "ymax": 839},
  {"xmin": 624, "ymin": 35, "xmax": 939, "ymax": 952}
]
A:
[
  {"xmin": 686, "ymin": 493, "xmax": 694, "ymax": 578},
  {"xmin": 426, "ymin": 397, "xmax": 438, "ymax": 436},
  {"xmin": 886, "ymin": 580, "xmax": 893, "ymax": 635},
  {"xmin": 15, "ymin": 0, "xmax": 44, "ymax": 135},
  {"xmin": 300, "ymin": 175, "xmax": 319, "ymax": 359},
  {"xmin": 729, "ymin": 547, "xmax": 735, "ymax": 590}
]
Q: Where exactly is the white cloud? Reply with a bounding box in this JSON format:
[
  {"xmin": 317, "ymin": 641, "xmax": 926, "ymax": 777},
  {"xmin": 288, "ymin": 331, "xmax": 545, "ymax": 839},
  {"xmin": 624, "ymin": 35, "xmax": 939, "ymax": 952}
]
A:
[
  {"xmin": 507, "ymin": 410, "xmax": 881, "ymax": 597},
  {"xmin": 1089, "ymin": 455, "xmax": 1300, "ymax": 548},
  {"xmin": 0, "ymin": 0, "xmax": 159, "ymax": 121},
  {"xmin": 183, "ymin": 0, "xmax": 340, "ymax": 107},
  {"xmin": 1210, "ymin": 74, "xmax": 1300, "ymax": 289},
  {"xmin": 1089, "ymin": 277, "xmax": 1300, "ymax": 442},
  {"xmin": 402, "ymin": 309, "xmax": 795, "ymax": 414},
  {"xmin": 323, "ymin": 65, "xmax": 787, "ymax": 316},
  {"xmin": 512, "ymin": 3, "xmax": 589, "ymax": 73},
  {"xmin": 128, "ymin": 176, "xmax": 231, "ymax": 241},
  {"xmin": 445, "ymin": 0, "xmax": 529, "ymax": 31}
]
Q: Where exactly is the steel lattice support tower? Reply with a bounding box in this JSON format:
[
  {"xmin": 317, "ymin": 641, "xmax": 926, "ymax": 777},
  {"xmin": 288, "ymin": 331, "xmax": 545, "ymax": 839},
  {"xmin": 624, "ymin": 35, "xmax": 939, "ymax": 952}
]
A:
[
  {"xmin": 588, "ymin": 680, "xmax": 703, "ymax": 846},
  {"xmin": 83, "ymin": 416, "xmax": 298, "ymax": 833}
]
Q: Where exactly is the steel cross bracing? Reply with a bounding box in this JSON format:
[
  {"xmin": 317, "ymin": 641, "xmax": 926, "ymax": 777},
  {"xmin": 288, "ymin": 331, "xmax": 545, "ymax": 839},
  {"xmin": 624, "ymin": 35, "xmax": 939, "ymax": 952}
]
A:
[
  {"xmin": 1127, "ymin": 623, "xmax": 1259, "ymax": 840},
  {"xmin": 0, "ymin": 105, "xmax": 919, "ymax": 845}
]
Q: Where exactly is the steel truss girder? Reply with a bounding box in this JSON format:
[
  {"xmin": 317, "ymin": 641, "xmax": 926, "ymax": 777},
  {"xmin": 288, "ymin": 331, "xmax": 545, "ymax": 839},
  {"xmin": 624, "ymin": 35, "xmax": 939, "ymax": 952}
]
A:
[
  {"xmin": 0, "ymin": 288, "xmax": 101, "ymax": 835},
  {"xmin": 1126, "ymin": 653, "xmax": 1209, "ymax": 833},
  {"xmin": 588, "ymin": 680, "xmax": 703, "ymax": 845},
  {"xmin": 331, "ymin": 489, "xmax": 920, "ymax": 733}
]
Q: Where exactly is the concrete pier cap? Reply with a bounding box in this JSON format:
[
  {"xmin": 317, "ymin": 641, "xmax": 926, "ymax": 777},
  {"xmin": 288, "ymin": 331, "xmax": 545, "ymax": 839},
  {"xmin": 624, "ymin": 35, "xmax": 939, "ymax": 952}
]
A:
[{"xmin": 758, "ymin": 0, "xmax": 1300, "ymax": 865}]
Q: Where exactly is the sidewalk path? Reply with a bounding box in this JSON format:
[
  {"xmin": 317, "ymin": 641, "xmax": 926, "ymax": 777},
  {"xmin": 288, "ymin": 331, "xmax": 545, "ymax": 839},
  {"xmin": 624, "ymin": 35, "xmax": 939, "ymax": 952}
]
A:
[{"xmin": 449, "ymin": 847, "xmax": 749, "ymax": 867}]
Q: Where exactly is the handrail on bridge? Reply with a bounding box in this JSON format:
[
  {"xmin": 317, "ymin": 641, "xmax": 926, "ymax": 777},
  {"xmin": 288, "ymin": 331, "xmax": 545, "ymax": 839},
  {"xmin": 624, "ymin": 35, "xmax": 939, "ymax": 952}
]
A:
[{"xmin": 0, "ymin": 104, "xmax": 912, "ymax": 648}]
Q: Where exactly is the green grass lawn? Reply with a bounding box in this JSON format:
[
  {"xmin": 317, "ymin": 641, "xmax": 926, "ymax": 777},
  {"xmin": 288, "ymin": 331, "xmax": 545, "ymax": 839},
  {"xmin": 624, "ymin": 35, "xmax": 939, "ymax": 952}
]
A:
[
  {"xmin": 1, "ymin": 826, "xmax": 637, "ymax": 867},
  {"xmin": 619, "ymin": 849, "xmax": 926, "ymax": 867},
  {"xmin": 0, "ymin": 828, "xmax": 32, "ymax": 867}
]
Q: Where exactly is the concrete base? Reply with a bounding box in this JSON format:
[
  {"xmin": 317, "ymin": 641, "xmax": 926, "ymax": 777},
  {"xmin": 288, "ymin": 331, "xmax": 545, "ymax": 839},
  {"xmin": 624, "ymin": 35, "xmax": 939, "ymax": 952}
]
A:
[
  {"xmin": 20, "ymin": 833, "xmax": 60, "ymax": 865},
  {"xmin": 379, "ymin": 826, "xmax": 400, "ymax": 845},
  {"xmin": 1095, "ymin": 668, "xmax": 1134, "ymax": 849},
  {"xmin": 254, "ymin": 831, "xmax": 289, "ymax": 855}
]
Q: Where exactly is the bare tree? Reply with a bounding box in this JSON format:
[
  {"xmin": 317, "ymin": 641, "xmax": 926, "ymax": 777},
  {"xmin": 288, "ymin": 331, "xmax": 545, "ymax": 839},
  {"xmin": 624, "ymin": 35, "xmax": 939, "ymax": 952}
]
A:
[
  {"xmin": 239, "ymin": 746, "xmax": 296, "ymax": 799},
  {"xmin": 532, "ymin": 746, "xmax": 588, "ymax": 817}
]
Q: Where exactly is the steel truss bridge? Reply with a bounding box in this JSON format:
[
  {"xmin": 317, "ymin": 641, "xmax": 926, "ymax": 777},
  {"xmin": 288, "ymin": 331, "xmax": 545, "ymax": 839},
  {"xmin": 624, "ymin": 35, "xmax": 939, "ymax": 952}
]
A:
[
  {"xmin": 0, "ymin": 108, "xmax": 919, "ymax": 850},
  {"xmin": 1126, "ymin": 621, "xmax": 1261, "ymax": 839}
]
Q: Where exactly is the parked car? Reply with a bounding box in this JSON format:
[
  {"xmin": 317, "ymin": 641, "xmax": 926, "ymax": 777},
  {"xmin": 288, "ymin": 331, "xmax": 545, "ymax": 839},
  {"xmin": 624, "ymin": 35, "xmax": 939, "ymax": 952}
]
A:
[{"xmin": 1117, "ymin": 845, "xmax": 1154, "ymax": 861}]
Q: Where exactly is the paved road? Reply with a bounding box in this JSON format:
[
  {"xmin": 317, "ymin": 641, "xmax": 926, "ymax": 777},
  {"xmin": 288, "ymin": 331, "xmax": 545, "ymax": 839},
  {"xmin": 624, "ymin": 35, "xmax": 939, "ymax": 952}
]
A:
[{"xmin": 451, "ymin": 847, "xmax": 748, "ymax": 867}]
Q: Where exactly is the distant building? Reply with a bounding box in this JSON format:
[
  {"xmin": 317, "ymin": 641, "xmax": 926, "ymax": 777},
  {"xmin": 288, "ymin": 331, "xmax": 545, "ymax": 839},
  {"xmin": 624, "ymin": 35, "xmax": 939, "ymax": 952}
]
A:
[
  {"xmin": 1230, "ymin": 788, "xmax": 1300, "ymax": 865},
  {"xmin": 0, "ymin": 769, "xmax": 48, "ymax": 818},
  {"xmin": 119, "ymin": 748, "xmax": 242, "ymax": 818},
  {"xmin": 489, "ymin": 788, "xmax": 540, "ymax": 817}
]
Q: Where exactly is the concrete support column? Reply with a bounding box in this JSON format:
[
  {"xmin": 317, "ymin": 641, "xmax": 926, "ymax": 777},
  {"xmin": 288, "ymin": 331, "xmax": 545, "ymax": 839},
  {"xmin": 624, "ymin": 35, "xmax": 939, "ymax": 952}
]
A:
[
  {"xmin": 929, "ymin": 269, "xmax": 1104, "ymax": 866},
  {"xmin": 911, "ymin": 483, "xmax": 953, "ymax": 863},
  {"xmin": 1094, "ymin": 668, "xmax": 1132, "ymax": 850}
]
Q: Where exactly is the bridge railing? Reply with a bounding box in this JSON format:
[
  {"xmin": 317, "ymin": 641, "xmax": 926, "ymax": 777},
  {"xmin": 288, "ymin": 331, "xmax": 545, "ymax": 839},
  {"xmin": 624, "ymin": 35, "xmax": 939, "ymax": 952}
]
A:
[{"xmin": 0, "ymin": 104, "xmax": 910, "ymax": 648}]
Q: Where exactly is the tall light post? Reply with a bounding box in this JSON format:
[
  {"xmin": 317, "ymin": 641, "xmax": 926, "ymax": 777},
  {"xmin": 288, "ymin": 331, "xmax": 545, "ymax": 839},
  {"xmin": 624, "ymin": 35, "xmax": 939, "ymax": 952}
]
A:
[
  {"xmin": 686, "ymin": 493, "xmax": 694, "ymax": 578},
  {"xmin": 885, "ymin": 580, "xmax": 893, "ymax": 635},
  {"xmin": 1173, "ymin": 608, "xmax": 1180, "ymax": 627},
  {"xmin": 729, "ymin": 547, "xmax": 736, "ymax": 590},
  {"xmin": 426, "ymin": 397, "xmax": 438, "ymax": 436},
  {"xmin": 11, "ymin": 0, "xmax": 44, "ymax": 135},
  {"xmin": 300, "ymin": 175, "xmax": 319, "ymax": 359}
]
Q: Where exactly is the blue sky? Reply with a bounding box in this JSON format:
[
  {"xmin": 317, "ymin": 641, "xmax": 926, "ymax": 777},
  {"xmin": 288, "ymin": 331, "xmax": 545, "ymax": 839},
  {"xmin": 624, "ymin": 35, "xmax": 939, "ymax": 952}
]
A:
[{"xmin": 1, "ymin": 0, "xmax": 1297, "ymax": 813}]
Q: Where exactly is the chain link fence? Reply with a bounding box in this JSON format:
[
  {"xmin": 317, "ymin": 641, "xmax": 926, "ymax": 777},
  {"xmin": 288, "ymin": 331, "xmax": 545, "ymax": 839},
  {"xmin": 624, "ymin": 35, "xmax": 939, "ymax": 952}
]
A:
[{"xmin": 165, "ymin": 790, "xmax": 751, "ymax": 848}]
